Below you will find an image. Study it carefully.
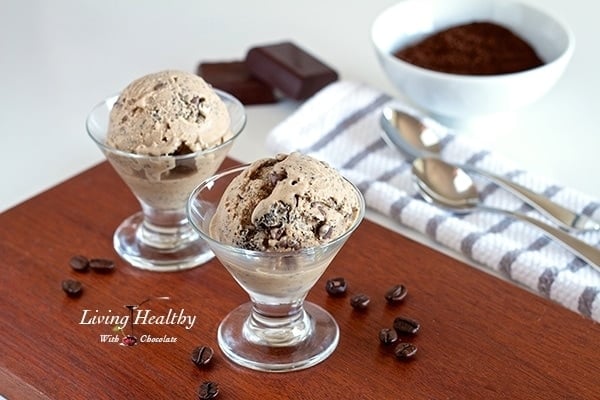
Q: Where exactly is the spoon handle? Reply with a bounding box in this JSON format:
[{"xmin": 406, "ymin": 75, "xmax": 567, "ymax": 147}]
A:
[
  {"xmin": 463, "ymin": 164, "xmax": 600, "ymax": 232},
  {"xmin": 492, "ymin": 207, "xmax": 600, "ymax": 270}
]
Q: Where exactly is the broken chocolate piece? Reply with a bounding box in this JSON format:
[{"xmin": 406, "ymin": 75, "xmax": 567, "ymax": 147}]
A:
[
  {"xmin": 245, "ymin": 41, "xmax": 338, "ymax": 100},
  {"xmin": 197, "ymin": 61, "xmax": 277, "ymax": 105}
]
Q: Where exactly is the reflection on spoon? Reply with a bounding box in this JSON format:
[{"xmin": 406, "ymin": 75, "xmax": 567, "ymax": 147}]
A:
[
  {"xmin": 380, "ymin": 106, "xmax": 600, "ymax": 233},
  {"xmin": 411, "ymin": 157, "xmax": 600, "ymax": 272},
  {"xmin": 380, "ymin": 106, "xmax": 441, "ymax": 159}
]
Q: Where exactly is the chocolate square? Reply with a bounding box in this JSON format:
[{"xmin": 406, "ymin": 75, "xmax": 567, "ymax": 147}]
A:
[
  {"xmin": 197, "ymin": 61, "xmax": 277, "ymax": 105},
  {"xmin": 245, "ymin": 41, "xmax": 338, "ymax": 100}
]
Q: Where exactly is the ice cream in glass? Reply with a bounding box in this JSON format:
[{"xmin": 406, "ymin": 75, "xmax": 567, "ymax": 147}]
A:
[
  {"xmin": 87, "ymin": 70, "xmax": 245, "ymax": 271},
  {"xmin": 187, "ymin": 152, "xmax": 365, "ymax": 372}
]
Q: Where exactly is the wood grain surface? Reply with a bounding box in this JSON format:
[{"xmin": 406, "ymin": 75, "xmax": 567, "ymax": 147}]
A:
[{"xmin": 1, "ymin": 159, "xmax": 599, "ymax": 400}]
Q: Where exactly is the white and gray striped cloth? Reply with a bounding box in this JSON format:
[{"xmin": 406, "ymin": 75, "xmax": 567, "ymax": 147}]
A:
[{"xmin": 267, "ymin": 80, "xmax": 600, "ymax": 322}]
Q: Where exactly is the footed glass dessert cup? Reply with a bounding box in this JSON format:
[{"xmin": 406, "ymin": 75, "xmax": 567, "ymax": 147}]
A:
[
  {"xmin": 187, "ymin": 165, "xmax": 365, "ymax": 372},
  {"xmin": 86, "ymin": 90, "xmax": 245, "ymax": 271}
]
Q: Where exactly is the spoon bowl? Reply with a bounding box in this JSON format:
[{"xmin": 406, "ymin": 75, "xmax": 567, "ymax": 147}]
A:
[
  {"xmin": 412, "ymin": 157, "xmax": 478, "ymax": 211},
  {"xmin": 382, "ymin": 107, "xmax": 600, "ymax": 233},
  {"xmin": 412, "ymin": 157, "xmax": 600, "ymax": 271},
  {"xmin": 380, "ymin": 106, "xmax": 441, "ymax": 160}
]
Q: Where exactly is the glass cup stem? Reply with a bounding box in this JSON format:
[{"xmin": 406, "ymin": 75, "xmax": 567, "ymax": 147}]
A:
[
  {"xmin": 217, "ymin": 301, "xmax": 339, "ymax": 372},
  {"xmin": 187, "ymin": 164, "xmax": 366, "ymax": 372},
  {"xmin": 138, "ymin": 203, "xmax": 198, "ymax": 250},
  {"xmin": 86, "ymin": 89, "xmax": 246, "ymax": 272},
  {"xmin": 243, "ymin": 301, "xmax": 312, "ymax": 347},
  {"xmin": 113, "ymin": 204, "xmax": 214, "ymax": 271}
]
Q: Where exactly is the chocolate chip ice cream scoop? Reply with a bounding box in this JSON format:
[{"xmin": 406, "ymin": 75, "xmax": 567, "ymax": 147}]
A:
[
  {"xmin": 107, "ymin": 70, "xmax": 231, "ymax": 156},
  {"xmin": 210, "ymin": 152, "xmax": 361, "ymax": 251}
]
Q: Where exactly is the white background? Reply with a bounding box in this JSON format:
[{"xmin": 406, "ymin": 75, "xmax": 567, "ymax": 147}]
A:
[{"xmin": 1, "ymin": 0, "xmax": 598, "ymax": 218}]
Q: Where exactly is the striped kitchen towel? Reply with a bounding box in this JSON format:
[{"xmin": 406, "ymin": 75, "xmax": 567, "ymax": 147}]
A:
[{"xmin": 266, "ymin": 80, "xmax": 600, "ymax": 322}]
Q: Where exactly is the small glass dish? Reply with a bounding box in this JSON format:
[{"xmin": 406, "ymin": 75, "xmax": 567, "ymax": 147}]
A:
[
  {"xmin": 187, "ymin": 165, "xmax": 365, "ymax": 372},
  {"xmin": 86, "ymin": 90, "xmax": 246, "ymax": 271}
]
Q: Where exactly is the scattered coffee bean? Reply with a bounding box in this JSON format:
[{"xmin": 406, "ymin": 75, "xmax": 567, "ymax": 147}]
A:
[
  {"xmin": 69, "ymin": 255, "xmax": 89, "ymax": 272},
  {"xmin": 198, "ymin": 381, "xmax": 219, "ymax": 400},
  {"xmin": 89, "ymin": 258, "xmax": 115, "ymax": 273},
  {"xmin": 385, "ymin": 284, "xmax": 407, "ymax": 303},
  {"xmin": 394, "ymin": 342, "xmax": 418, "ymax": 360},
  {"xmin": 350, "ymin": 293, "xmax": 370, "ymax": 310},
  {"xmin": 325, "ymin": 277, "xmax": 347, "ymax": 296},
  {"xmin": 378, "ymin": 328, "xmax": 398, "ymax": 345},
  {"xmin": 393, "ymin": 316, "xmax": 421, "ymax": 335},
  {"xmin": 191, "ymin": 346, "xmax": 214, "ymax": 367},
  {"xmin": 61, "ymin": 279, "xmax": 83, "ymax": 297}
]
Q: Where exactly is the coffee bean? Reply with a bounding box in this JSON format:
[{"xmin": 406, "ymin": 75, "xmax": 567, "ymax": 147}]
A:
[
  {"xmin": 393, "ymin": 316, "xmax": 420, "ymax": 335},
  {"xmin": 61, "ymin": 279, "xmax": 83, "ymax": 297},
  {"xmin": 378, "ymin": 328, "xmax": 398, "ymax": 345},
  {"xmin": 198, "ymin": 381, "xmax": 219, "ymax": 399},
  {"xmin": 394, "ymin": 342, "xmax": 418, "ymax": 360},
  {"xmin": 69, "ymin": 255, "xmax": 89, "ymax": 272},
  {"xmin": 385, "ymin": 284, "xmax": 407, "ymax": 303},
  {"xmin": 325, "ymin": 277, "xmax": 347, "ymax": 296},
  {"xmin": 89, "ymin": 258, "xmax": 115, "ymax": 273},
  {"xmin": 191, "ymin": 346, "xmax": 214, "ymax": 367},
  {"xmin": 350, "ymin": 293, "xmax": 370, "ymax": 310}
]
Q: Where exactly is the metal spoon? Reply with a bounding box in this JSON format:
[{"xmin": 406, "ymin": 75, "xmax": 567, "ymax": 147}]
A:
[
  {"xmin": 380, "ymin": 106, "xmax": 600, "ymax": 232},
  {"xmin": 412, "ymin": 157, "xmax": 600, "ymax": 271}
]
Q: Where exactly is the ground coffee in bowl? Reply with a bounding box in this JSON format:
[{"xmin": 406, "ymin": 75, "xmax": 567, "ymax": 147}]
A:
[{"xmin": 394, "ymin": 21, "xmax": 544, "ymax": 75}]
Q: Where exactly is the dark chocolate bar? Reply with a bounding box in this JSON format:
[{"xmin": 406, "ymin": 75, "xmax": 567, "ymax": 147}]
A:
[
  {"xmin": 197, "ymin": 61, "xmax": 277, "ymax": 105},
  {"xmin": 245, "ymin": 41, "xmax": 338, "ymax": 100}
]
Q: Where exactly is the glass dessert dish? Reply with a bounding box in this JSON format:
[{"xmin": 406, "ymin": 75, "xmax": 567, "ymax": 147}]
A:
[
  {"xmin": 86, "ymin": 90, "xmax": 246, "ymax": 271},
  {"xmin": 187, "ymin": 165, "xmax": 365, "ymax": 372}
]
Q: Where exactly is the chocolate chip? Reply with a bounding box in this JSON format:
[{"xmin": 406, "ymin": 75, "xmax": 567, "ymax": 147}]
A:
[
  {"xmin": 394, "ymin": 342, "xmax": 418, "ymax": 360},
  {"xmin": 256, "ymin": 201, "xmax": 291, "ymax": 228},
  {"xmin": 89, "ymin": 258, "xmax": 115, "ymax": 273},
  {"xmin": 350, "ymin": 293, "xmax": 370, "ymax": 310},
  {"xmin": 317, "ymin": 223, "xmax": 332, "ymax": 240},
  {"xmin": 385, "ymin": 284, "xmax": 408, "ymax": 303},
  {"xmin": 198, "ymin": 381, "xmax": 219, "ymax": 399},
  {"xmin": 325, "ymin": 277, "xmax": 347, "ymax": 296},
  {"xmin": 191, "ymin": 346, "xmax": 214, "ymax": 367},
  {"xmin": 393, "ymin": 316, "xmax": 420, "ymax": 335},
  {"xmin": 190, "ymin": 95, "xmax": 205, "ymax": 107},
  {"xmin": 69, "ymin": 255, "xmax": 89, "ymax": 272},
  {"xmin": 378, "ymin": 328, "xmax": 399, "ymax": 345},
  {"xmin": 311, "ymin": 201, "xmax": 327, "ymax": 216},
  {"xmin": 172, "ymin": 143, "xmax": 194, "ymax": 156},
  {"xmin": 61, "ymin": 279, "xmax": 83, "ymax": 297},
  {"xmin": 268, "ymin": 170, "xmax": 287, "ymax": 185},
  {"xmin": 282, "ymin": 237, "xmax": 300, "ymax": 251},
  {"xmin": 269, "ymin": 227, "xmax": 285, "ymax": 240}
]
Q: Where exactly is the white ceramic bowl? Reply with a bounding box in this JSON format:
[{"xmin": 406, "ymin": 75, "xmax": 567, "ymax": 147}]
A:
[{"xmin": 371, "ymin": 0, "xmax": 574, "ymax": 121}]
